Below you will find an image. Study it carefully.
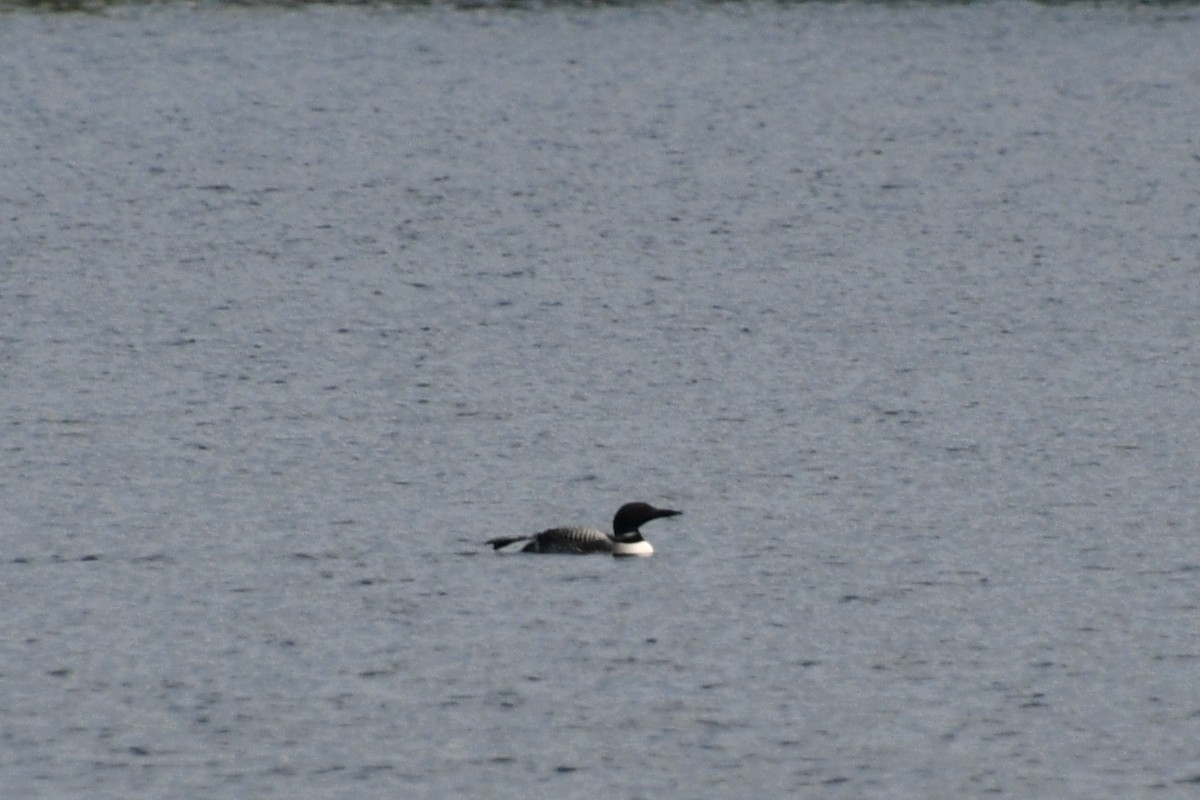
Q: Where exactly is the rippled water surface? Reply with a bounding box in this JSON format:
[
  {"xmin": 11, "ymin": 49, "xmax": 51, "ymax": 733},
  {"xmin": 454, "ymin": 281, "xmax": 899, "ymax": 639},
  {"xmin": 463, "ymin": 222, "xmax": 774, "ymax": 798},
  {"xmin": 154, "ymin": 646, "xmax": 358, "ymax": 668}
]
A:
[{"xmin": 3, "ymin": 2, "xmax": 1200, "ymax": 797}]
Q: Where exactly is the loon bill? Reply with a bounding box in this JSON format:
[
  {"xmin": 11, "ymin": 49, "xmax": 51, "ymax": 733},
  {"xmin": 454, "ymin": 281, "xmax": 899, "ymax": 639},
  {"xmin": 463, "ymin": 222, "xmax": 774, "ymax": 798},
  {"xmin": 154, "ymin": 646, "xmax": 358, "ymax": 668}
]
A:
[{"xmin": 486, "ymin": 502, "xmax": 682, "ymax": 557}]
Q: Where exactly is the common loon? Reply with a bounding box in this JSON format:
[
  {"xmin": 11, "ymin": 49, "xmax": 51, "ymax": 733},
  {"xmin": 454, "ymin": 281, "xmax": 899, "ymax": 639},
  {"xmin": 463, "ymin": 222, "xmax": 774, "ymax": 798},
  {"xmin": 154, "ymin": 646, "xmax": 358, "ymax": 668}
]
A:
[{"xmin": 487, "ymin": 502, "xmax": 681, "ymax": 556}]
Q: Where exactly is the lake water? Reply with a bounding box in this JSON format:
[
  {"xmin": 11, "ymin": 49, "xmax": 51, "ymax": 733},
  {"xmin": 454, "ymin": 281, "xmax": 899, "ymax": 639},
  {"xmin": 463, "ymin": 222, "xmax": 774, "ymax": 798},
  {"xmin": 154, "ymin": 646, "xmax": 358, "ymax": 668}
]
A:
[{"xmin": 2, "ymin": 1, "xmax": 1199, "ymax": 797}]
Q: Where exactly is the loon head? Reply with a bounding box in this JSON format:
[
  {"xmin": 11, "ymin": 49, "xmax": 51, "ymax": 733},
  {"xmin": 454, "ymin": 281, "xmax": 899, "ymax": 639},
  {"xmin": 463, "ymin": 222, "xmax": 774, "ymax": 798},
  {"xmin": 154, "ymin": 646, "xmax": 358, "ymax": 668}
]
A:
[{"xmin": 612, "ymin": 502, "xmax": 682, "ymax": 541}]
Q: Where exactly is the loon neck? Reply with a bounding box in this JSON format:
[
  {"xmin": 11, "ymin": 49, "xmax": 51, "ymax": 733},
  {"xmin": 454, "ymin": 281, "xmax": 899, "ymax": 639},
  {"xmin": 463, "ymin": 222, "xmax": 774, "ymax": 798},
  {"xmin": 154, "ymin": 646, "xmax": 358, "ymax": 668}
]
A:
[{"xmin": 612, "ymin": 538, "xmax": 654, "ymax": 557}]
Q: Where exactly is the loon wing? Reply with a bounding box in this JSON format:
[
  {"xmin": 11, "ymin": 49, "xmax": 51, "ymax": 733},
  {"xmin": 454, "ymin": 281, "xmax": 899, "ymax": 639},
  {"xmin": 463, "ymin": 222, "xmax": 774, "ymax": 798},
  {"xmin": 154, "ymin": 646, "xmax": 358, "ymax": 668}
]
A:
[{"xmin": 528, "ymin": 526, "xmax": 613, "ymax": 554}]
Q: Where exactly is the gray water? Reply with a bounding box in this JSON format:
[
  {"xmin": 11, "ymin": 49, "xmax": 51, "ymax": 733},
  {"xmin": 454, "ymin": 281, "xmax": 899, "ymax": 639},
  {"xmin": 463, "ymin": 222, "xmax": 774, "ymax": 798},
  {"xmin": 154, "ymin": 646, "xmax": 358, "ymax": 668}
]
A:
[{"xmin": 3, "ymin": 2, "xmax": 1200, "ymax": 797}]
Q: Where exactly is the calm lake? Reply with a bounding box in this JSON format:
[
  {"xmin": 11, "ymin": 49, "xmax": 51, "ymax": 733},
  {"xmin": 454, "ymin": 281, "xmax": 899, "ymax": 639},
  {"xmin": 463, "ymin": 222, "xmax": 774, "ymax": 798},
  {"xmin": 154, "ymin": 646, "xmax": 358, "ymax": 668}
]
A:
[{"xmin": 2, "ymin": 1, "xmax": 1199, "ymax": 797}]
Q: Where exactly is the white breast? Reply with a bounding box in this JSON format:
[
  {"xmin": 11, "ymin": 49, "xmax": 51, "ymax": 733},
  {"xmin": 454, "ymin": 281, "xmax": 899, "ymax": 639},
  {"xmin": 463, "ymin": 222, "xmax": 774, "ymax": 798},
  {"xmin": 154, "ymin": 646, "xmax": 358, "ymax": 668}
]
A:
[{"xmin": 612, "ymin": 540, "xmax": 654, "ymax": 557}]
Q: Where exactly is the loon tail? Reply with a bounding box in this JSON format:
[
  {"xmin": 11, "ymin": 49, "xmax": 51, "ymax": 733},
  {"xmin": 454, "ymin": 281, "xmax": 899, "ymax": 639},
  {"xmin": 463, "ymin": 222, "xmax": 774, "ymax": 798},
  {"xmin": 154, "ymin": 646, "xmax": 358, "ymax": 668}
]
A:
[{"xmin": 487, "ymin": 535, "xmax": 532, "ymax": 551}]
